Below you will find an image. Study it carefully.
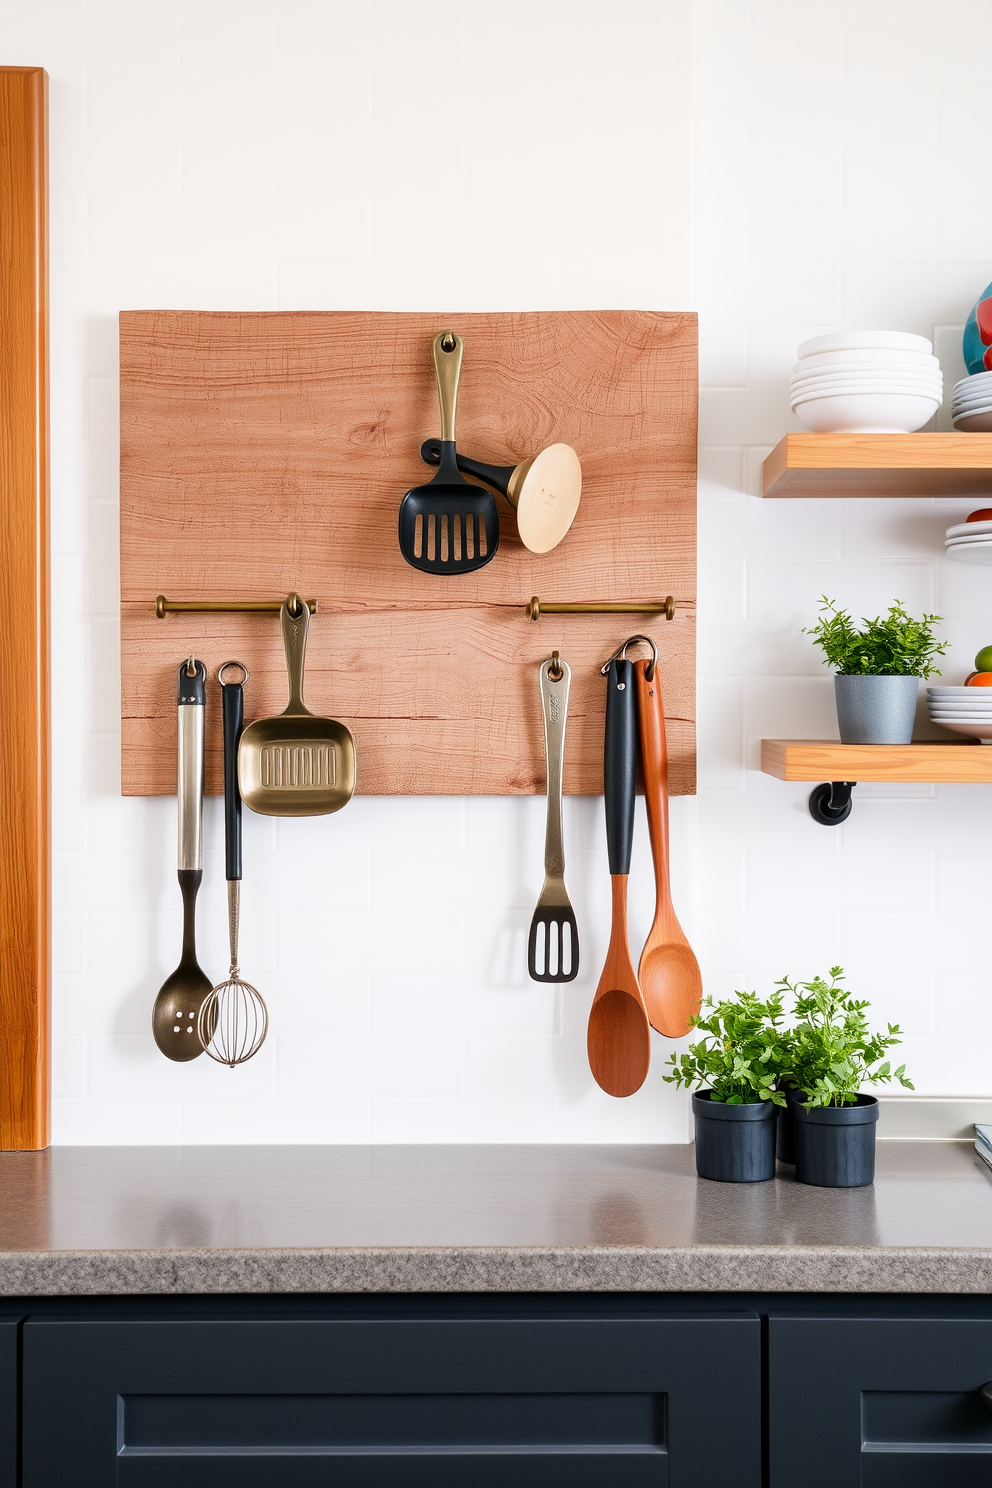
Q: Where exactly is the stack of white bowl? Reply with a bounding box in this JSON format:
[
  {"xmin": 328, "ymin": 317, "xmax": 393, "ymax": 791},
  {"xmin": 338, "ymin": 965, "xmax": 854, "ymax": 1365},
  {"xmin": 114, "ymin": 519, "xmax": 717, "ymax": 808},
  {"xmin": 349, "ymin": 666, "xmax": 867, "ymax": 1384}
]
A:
[
  {"xmin": 945, "ymin": 513, "xmax": 992, "ymax": 566},
  {"xmin": 951, "ymin": 373, "xmax": 992, "ymax": 432},
  {"xmin": 927, "ymin": 686, "xmax": 992, "ymax": 742},
  {"xmin": 790, "ymin": 332, "xmax": 943, "ymax": 433}
]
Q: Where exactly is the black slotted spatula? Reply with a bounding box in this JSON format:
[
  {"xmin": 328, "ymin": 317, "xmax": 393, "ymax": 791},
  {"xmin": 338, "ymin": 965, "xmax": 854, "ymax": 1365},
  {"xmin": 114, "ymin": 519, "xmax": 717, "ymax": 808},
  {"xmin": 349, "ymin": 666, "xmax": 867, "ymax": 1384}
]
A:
[{"xmin": 398, "ymin": 331, "xmax": 499, "ymax": 574}]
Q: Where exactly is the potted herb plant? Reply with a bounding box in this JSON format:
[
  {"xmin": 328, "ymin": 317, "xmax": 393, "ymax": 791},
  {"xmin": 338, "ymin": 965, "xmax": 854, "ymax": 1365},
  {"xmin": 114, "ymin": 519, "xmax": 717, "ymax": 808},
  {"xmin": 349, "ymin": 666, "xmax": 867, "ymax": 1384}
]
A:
[
  {"xmin": 803, "ymin": 597, "xmax": 948, "ymax": 744},
  {"xmin": 663, "ymin": 989, "xmax": 788, "ymax": 1183},
  {"xmin": 778, "ymin": 967, "xmax": 913, "ymax": 1187}
]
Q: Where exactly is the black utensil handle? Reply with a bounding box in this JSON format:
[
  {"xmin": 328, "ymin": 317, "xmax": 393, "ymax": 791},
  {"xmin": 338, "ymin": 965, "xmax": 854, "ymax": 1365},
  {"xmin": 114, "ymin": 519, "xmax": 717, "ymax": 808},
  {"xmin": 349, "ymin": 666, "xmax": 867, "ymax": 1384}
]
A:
[
  {"xmin": 604, "ymin": 658, "xmax": 637, "ymax": 876},
  {"xmin": 419, "ymin": 439, "xmax": 514, "ymax": 497},
  {"xmin": 221, "ymin": 681, "xmax": 244, "ymax": 883}
]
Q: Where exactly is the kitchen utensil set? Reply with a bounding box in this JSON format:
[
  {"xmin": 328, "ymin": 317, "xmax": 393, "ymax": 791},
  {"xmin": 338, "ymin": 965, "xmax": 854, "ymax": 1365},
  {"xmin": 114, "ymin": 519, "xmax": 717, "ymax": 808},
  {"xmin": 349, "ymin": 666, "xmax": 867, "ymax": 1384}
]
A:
[
  {"xmin": 154, "ymin": 599, "xmax": 355, "ymax": 1064},
  {"xmin": 790, "ymin": 331, "xmax": 941, "ymax": 433},
  {"xmin": 399, "ymin": 330, "xmax": 581, "ymax": 570},
  {"xmin": 542, "ymin": 635, "xmax": 700, "ymax": 1098},
  {"xmin": 951, "ymin": 372, "xmax": 992, "ymax": 433}
]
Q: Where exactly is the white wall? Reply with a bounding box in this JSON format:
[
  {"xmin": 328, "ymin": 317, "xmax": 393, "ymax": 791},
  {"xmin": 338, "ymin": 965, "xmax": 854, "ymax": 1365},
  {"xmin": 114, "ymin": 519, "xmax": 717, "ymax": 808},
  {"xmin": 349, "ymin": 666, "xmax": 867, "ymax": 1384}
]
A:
[
  {"xmin": 697, "ymin": 0, "xmax": 992, "ymax": 1096},
  {"xmin": 0, "ymin": 0, "xmax": 698, "ymax": 1143},
  {"xmin": 5, "ymin": 0, "xmax": 991, "ymax": 1145}
]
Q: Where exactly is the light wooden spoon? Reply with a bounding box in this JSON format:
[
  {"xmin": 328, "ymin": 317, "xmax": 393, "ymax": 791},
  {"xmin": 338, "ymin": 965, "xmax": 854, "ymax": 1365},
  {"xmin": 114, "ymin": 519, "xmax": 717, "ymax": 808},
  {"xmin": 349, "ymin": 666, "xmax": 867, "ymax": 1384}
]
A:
[
  {"xmin": 587, "ymin": 656, "xmax": 651, "ymax": 1097},
  {"xmin": 634, "ymin": 657, "xmax": 702, "ymax": 1038}
]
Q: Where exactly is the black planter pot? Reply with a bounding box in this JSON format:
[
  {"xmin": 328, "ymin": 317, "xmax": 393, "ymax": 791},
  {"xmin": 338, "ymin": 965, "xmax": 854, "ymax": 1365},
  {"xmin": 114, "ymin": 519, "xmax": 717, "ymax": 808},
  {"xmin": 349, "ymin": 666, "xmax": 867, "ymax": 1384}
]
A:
[
  {"xmin": 788, "ymin": 1090, "xmax": 879, "ymax": 1187},
  {"xmin": 692, "ymin": 1090, "xmax": 777, "ymax": 1183}
]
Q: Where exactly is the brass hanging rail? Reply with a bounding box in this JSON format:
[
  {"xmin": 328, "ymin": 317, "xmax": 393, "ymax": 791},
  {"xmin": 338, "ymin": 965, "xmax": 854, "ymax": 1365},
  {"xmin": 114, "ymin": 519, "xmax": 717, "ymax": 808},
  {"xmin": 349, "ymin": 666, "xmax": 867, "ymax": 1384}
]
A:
[
  {"xmin": 525, "ymin": 595, "xmax": 675, "ymax": 621},
  {"xmin": 155, "ymin": 595, "xmax": 318, "ymax": 619}
]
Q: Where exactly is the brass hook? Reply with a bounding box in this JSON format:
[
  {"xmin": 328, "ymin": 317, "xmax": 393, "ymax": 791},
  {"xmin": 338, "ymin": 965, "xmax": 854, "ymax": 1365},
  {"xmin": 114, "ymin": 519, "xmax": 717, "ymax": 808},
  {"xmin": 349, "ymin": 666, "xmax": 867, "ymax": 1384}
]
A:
[{"xmin": 600, "ymin": 634, "xmax": 659, "ymax": 680}]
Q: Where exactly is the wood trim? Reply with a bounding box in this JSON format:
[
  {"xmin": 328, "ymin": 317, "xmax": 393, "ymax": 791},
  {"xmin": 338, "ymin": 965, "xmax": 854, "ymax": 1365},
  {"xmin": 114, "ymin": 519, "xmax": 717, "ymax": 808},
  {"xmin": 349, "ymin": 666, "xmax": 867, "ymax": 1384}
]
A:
[
  {"xmin": 0, "ymin": 68, "xmax": 50, "ymax": 1149},
  {"xmin": 761, "ymin": 739, "xmax": 992, "ymax": 784},
  {"xmin": 763, "ymin": 432, "xmax": 992, "ymax": 498}
]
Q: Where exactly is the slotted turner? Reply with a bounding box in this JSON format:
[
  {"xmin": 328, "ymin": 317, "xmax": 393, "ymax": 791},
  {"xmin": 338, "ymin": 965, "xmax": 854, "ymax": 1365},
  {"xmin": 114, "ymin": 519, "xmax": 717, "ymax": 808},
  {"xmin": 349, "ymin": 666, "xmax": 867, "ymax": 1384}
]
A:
[
  {"xmin": 398, "ymin": 331, "xmax": 499, "ymax": 574},
  {"xmin": 528, "ymin": 654, "xmax": 579, "ymax": 982}
]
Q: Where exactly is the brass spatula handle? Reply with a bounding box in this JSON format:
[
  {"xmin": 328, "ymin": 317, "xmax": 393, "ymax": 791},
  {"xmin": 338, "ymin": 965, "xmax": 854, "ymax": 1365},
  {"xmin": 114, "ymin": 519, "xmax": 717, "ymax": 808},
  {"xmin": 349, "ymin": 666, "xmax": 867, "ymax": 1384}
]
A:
[
  {"xmin": 540, "ymin": 656, "xmax": 570, "ymax": 880},
  {"xmin": 432, "ymin": 331, "xmax": 463, "ymax": 444},
  {"xmin": 281, "ymin": 595, "xmax": 311, "ymax": 714}
]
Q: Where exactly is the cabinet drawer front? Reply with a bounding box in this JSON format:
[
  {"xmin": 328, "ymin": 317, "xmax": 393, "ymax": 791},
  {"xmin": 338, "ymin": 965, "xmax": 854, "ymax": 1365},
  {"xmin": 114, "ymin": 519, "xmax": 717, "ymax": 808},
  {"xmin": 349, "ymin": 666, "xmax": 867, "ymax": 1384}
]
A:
[
  {"xmin": 770, "ymin": 1317, "xmax": 992, "ymax": 1488},
  {"xmin": 23, "ymin": 1315, "xmax": 759, "ymax": 1488}
]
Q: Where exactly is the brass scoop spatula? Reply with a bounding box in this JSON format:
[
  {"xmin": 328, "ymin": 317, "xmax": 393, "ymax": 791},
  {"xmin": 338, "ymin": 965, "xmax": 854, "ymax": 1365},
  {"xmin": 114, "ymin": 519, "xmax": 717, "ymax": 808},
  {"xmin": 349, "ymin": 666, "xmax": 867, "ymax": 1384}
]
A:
[
  {"xmin": 238, "ymin": 595, "xmax": 356, "ymax": 817},
  {"xmin": 398, "ymin": 332, "xmax": 499, "ymax": 574}
]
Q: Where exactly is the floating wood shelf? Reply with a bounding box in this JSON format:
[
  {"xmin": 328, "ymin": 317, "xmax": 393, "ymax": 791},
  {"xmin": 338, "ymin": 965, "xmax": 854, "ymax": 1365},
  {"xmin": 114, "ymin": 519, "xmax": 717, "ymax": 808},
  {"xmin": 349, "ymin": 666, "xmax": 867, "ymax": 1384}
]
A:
[
  {"xmin": 762, "ymin": 433, "xmax": 992, "ymax": 499},
  {"xmin": 761, "ymin": 740, "xmax": 992, "ymax": 784}
]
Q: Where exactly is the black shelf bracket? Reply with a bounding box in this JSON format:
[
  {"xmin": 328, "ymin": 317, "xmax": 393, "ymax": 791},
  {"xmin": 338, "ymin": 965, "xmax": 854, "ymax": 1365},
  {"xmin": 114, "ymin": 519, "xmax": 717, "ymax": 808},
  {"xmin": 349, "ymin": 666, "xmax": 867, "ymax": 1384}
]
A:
[{"xmin": 808, "ymin": 781, "xmax": 856, "ymax": 826}]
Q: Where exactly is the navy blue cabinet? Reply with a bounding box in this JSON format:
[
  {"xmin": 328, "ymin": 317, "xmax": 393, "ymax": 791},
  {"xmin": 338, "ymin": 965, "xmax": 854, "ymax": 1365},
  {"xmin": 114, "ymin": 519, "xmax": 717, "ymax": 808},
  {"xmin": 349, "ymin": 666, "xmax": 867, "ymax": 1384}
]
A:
[
  {"xmin": 21, "ymin": 1313, "xmax": 761, "ymax": 1487},
  {"xmin": 769, "ymin": 1317, "xmax": 992, "ymax": 1488}
]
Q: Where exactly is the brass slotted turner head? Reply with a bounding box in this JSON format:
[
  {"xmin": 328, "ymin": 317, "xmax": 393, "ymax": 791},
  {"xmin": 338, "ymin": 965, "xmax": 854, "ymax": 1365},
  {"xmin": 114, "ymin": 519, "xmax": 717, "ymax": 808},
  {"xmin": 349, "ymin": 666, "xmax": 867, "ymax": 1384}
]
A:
[{"xmin": 238, "ymin": 596, "xmax": 356, "ymax": 817}]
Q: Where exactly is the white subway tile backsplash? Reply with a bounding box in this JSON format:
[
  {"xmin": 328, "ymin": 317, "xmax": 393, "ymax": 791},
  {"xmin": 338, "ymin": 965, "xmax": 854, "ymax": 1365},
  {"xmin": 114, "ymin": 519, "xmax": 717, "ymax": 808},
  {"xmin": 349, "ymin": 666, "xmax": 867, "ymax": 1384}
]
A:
[{"xmin": 15, "ymin": 0, "xmax": 992, "ymax": 1143}]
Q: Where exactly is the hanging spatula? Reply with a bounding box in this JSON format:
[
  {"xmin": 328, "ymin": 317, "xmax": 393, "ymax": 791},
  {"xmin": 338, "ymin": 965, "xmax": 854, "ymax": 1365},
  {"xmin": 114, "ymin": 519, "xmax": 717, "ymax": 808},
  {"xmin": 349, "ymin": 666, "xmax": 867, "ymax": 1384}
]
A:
[
  {"xmin": 398, "ymin": 331, "xmax": 500, "ymax": 574},
  {"xmin": 528, "ymin": 654, "xmax": 579, "ymax": 982}
]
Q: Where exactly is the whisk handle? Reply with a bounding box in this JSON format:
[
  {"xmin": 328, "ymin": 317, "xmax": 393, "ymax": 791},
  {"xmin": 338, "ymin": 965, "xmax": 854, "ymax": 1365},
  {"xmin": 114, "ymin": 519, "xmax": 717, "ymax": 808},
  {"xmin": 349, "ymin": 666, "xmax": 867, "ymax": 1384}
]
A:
[{"xmin": 221, "ymin": 677, "xmax": 244, "ymax": 882}]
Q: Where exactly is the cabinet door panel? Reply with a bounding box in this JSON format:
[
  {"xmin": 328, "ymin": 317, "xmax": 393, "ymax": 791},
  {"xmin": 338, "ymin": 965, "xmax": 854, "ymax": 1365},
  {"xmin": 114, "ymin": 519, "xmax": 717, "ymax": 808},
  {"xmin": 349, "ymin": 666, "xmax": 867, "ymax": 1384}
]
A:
[
  {"xmin": 23, "ymin": 1315, "xmax": 760, "ymax": 1488},
  {"xmin": 770, "ymin": 1317, "xmax": 992, "ymax": 1488},
  {"xmin": 0, "ymin": 1320, "xmax": 18, "ymax": 1488}
]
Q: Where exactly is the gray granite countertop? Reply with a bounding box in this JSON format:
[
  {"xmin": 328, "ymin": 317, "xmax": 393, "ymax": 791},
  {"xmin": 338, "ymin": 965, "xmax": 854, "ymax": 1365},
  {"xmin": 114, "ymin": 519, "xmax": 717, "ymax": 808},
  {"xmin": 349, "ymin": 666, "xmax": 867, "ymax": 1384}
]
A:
[{"xmin": 0, "ymin": 1142, "xmax": 990, "ymax": 1295}]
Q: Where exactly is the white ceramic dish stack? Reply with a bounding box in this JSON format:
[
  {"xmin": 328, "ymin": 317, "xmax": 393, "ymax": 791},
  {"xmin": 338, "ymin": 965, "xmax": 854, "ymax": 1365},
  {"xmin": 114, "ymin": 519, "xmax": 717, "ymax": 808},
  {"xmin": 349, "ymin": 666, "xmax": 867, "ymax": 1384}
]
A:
[
  {"xmin": 927, "ymin": 686, "xmax": 992, "ymax": 742},
  {"xmin": 790, "ymin": 331, "xmax": 942, "ymax": 433},
  {"xmin": 944, "ymin": 516, "xmax": 992, "ymax": 567},
  {"xmin": 951, "ymin": 372, "xmax": 992, "ymax": 432}
]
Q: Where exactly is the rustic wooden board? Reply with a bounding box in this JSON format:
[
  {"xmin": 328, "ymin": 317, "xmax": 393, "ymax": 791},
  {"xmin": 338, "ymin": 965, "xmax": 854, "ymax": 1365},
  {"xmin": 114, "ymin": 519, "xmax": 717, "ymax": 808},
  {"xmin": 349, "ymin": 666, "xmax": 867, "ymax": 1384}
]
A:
[{"xmin": 120, "ymin": 310, "xmax": 697, "ymax": 795}]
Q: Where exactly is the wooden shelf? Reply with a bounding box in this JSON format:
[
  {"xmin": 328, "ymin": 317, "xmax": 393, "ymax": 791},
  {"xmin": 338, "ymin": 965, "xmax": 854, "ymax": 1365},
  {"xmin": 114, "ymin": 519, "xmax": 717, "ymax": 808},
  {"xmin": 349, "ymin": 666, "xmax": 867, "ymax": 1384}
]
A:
[
  {"xmin": 762, "ymin": 433, "xmax": 992, "ymax": 499},
  {"xmin": 762, "ymin": 740, "xmax": 992, "ymax": 784}
]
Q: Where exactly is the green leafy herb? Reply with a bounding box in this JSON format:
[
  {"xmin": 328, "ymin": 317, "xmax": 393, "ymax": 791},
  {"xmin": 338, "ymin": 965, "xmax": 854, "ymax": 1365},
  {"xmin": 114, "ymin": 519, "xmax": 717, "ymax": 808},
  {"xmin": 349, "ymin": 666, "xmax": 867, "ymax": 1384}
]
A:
[
  {"xmin": 662, "ymin": 989, "xmax": 790, "ymax": 1105},
  {"xmin": 777, "ymin": 966, "xmax": 914, "ymax": 1109},
  {"xmin": 803, "ymin": 597, "xmax": 948, "ymax": 678}
]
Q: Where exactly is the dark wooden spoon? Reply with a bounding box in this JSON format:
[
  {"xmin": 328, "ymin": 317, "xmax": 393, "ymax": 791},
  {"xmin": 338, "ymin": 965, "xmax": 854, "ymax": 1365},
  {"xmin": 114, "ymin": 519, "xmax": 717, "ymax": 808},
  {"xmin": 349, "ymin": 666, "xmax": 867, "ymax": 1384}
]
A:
[{"xmin": 587, "ymin": 656, "xmax": 651, "ymax": 1097}]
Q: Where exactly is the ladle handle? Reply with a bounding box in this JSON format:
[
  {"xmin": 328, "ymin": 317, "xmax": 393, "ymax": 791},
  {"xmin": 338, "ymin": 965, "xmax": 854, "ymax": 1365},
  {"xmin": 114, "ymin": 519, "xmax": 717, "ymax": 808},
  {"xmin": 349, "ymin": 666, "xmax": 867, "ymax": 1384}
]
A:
[
  {"xmin": 419, "ymin": 439, "xmax": 514, "ymax": 497},
  {"xmin": 221, "ymin": 677, "xmax": 244, "ymax": 883},
  {"xmin": 281, "ymin": 594, "xmax": 310, "ymax": 714},
  {"xmin": 604, "ymin": 658, "xmax": 637, "ymax": 877},
  {"xmin": 432, "ymin": 331, "xmax": 463, "ymax": 445},
  {"xmin": 176, "ymin": 659, "xmax": 205, "ymax": 872}
]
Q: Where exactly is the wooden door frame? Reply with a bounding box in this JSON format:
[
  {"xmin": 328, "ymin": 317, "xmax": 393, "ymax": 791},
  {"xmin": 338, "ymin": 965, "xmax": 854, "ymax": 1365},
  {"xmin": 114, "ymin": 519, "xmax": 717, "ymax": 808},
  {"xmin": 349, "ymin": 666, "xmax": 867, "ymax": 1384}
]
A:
[{"xmin": 0, "ymin": 67, "xmax": 50, "ymax": 1149}]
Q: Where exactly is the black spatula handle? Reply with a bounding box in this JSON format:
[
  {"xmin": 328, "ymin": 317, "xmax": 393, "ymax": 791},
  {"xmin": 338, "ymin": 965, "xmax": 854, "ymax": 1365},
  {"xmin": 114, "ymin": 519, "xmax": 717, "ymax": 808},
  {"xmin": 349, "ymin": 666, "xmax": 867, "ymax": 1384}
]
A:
[
  {"xmin": 604, "ymin": 657, "xmax": 637, "ymax": 877},
  {"xmin": 221, "ymin": 674, "xmax": 244, "ymax": 883},
  {"xmin": 420, "ymin": 439, "xmax": 514, "ymax": 497}
]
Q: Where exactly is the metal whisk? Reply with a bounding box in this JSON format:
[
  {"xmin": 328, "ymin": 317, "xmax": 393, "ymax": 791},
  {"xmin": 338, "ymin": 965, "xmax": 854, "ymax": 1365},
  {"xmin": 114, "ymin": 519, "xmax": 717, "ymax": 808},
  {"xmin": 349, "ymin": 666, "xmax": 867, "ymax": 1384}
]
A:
[{"xmin": 198, "ymin": 663, "xmax": 268, "ymax": 1066}]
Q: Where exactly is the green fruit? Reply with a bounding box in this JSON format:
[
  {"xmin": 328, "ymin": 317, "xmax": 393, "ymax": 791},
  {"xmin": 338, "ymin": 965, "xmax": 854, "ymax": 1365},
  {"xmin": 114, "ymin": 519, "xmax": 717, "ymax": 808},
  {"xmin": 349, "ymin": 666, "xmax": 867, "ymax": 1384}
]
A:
[{"xmin": 977, "ymin": 645, "xmax": 992, "ymax": 672}]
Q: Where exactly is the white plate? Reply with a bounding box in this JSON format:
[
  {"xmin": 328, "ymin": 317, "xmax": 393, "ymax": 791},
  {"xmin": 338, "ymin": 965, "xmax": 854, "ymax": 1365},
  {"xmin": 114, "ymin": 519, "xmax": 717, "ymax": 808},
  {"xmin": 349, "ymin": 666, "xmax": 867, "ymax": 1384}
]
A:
[
  {"xmin": 954, "ymin": 412, "xmax": 992, "ymax": 432},
  {"xmin": 929, "ymin": 686, "xmax": 992, "ymax": 695},
  {"xmin": 793, "ymin": 351, "xmax": 940, "ymax": 374},
  {"xmin": 954, "ymin": 373, "xmax": 992, "ymax": 391},
  {"xmin": 946, "ymin": 541, "xmax": 992, "ymax": 564},
  {"xmin": 793, "ymin": 372, "xmax": 943, "ymax": 389},
  {"xmin": 792, "ymin": 381, "xmax": 943, "ymax": 401},
  {"xmin": 946, "ymin": 521, "xmax": 992, "ymax": 538},
  {"xmin": 792, "ymin": 391, "xmax": 940, "ymax": 433},
  {"xmin": 929, "ymin": 706, "xmax": 992, "ymax": 714},
  {"xmin": 951, "ymin": 395, "xmax": 992, "ymax": 411},
  {"xmin": 927, "ymin": 719, "xmax": 992, "ymax": 740},
  {"xmin": 798, "ymin": 331, "xmax": 932, "ymax": 359},
  {"xmin": 945, "ymin": 532, "xmax": 992, "ymax": 544}
]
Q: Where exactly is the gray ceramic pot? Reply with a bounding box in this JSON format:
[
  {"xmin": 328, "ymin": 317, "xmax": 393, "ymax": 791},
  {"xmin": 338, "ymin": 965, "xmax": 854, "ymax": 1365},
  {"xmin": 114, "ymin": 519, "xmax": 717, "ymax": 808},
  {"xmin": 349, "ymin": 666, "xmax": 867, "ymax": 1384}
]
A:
[{"xmin": 834, "ymin": 674, "xmax": 918, "ymax": 744}]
